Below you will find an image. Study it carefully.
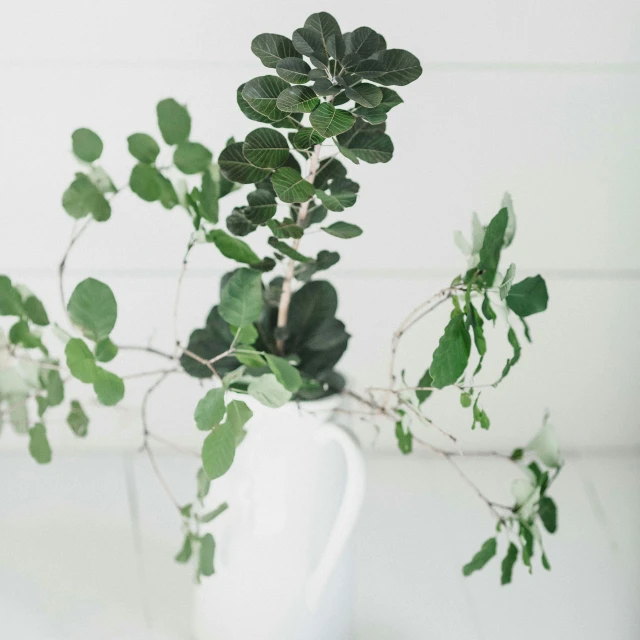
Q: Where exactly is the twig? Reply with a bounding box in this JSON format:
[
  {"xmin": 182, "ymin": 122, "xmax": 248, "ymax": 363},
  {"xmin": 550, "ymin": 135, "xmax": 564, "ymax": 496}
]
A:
[
  {"xmin": 58, "ymin": 217, "xmax": 92, "ymax": 312},
  {"xmin": 172, "ymin": 241, "xmax": 194, "ymax": 359},
  {"xmin": 146, "ymin": 432, "xmax": 200, "ymax": 457},
  {"xmin": 122, "ymin": 367, "xmax": 180, "ymax": 380},
  {"xmin": 118, "ymin": 345, "xmax": 176, "ymax": 361}
]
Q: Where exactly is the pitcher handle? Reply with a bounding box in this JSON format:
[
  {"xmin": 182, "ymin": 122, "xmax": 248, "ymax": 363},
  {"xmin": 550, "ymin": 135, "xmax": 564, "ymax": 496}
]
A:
[{"xmin": 306, "ymin": 423, "xmax": 366, "ymax": 611}]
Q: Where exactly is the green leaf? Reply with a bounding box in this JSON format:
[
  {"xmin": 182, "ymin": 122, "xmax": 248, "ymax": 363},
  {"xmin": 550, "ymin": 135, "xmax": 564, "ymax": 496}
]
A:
[
  {"xmin": 72, "ymin": 128, "xmax": 103, "ymax": 162},
  {"xmin": 267, "ymin": 218, "xmax": 303, "ymax": 239},
  {"xmin": 227, "ymin": 210, "xmax": 256, "ymax": 237},
  {"xmin": 482, "ymin": 294, "xmax": 497, "ymax": 323},
  {"xmin": 0, "ymin": 276, "xmax": 25, "ymax": 316},
  {"xmin": 519, "ymin": 523, "xmax": 535, "ymax": 571},
  {"xmin": 344, "ymin": 27, "xmax": 386, "ymax": 59},
  {"xmin": 292, "ymin": 27, "xmax": 324, "ymax": 57},
  {"xmin": 199, "ymin": 502, "xmax": 229, "ymax": 523},
  {"xmin": 130, "ymin": 163, "xmax": 162, "ymax": 202},
  {"xmin": 207, "ymin": 229, "xmax": 260, "ymax": 264},
  {"xmin": 251, "ymin": 33, "xmax": 300, "ymax": 68},
  {"xmin": 315, "ymin": 186, "xmax": 356, "ymax": 212},
  {"xmin": 174, "ymin": 142, "xmax": 213, "ymax": 174},
  {"xmin": 95, "ymin": 337, "xmax": 118, "ymax": 363},
  {"xmin": 194, "ymin": 388, "xmax": 226, "ymax": 431},
  {"xmin": 218, "ymin": 142, "xmax": 270, "ymax": 184},
  {"xmin": 93, "ymin": 368, "xmax": 125, "ymax": 406},
  {"xmin": 462, "ymin": 537, "xmax": 497, "ymax": 576},
  {"xmin": 202, "ymin": 421, "xmax": 237, "ymax": 480},
  {"xmin": 460, "ymin": 392, "xmax": 472, "ymax": 408},
  {"xmin": 9, "ymin": 320, "xmax": 41, "ymax": 349},
  {"xmin": 395, "ymin": 421, "xmax": 413, "ymax": 454},
  {"xmin": 539, "ymin": 496, "xmax": 558, "ymax": 533},
  {"xmin": 235, "ymin": 346, "xmax": 265, "ymax": 368},
  {"xmin": 248, "ymin": 373, "xmax": 292, "ymax": 408},
  {"xmin": 287, "ymin": 280, "xmax": 338, "ymax": 344},
  {"xmin": 276, "ymin": 86, "xmax": 320, "ymax": 114},
  {"xmin": 477, "ymin": 208, "xmax": 508, "ymax": 285},
  {"xmin": 67, "ymin": 399, "xmax": 89, "ymax": 437},
  {"xmin": 23, "ymin": 296, "xmax": 49, "ymax": 326},
  {"xmin": 346, "ymin": 83, "xmax": 383, "ymax": 108},
  {"xmin": 506, "ymin": 276, "xmax": 549, "ymax": 317},
  {"xmin": 429, "ymin": 314, "xmax": 471, "ymax": 388},
  {"xmin": 198, "ymin": 533, "xmax": 216, "ymax": 577},
  {"xmin": 321, "ymin": 221, "xmax": 362, "ymax": 239},
  {"xmin": 157, "ymin": 98, "xmax": 191, "ymax": 145},
  {"xmin": 264, "ymin": 354, "xmax": 302, "ymax": 393},
  {"xmin": 197, "ymin": 467, "xmax": 211, "ymax": 502},
  {"xmin": 268, "ymin": 237, "xmax": 312, "ymax": 262},
  {"xmin": 378, "ymin": 88, "xmax": 403, "ymax": 112},
  {"xmin": 271, "ymin": 167, "xmax": 315, "ymax": 203},
  {"xmin": 499, "ymin": 263, "xmax": 517, "ymax": 300},
  {"xmin": 276, "ymin": 57, "xmax": 311, "ymax": 84},
  {"xmin": 127, "ymin": 133, "xmax": 160, "ymax": 164},
  {"xmin": 496, "ymin": 327, "xmax": 521, "ymax": 384},
  {"xmin": 416, "ymin": 369, "xmax": 433, "ymax": 404},
  {"xmin": 293, "ymin": 128, "xmax": 325, "ymax": 150},
  {"xmin": 219, "ymin": 268, "xmax": 263, "ymax": 327},
  {"xmin": 157, "ymin": 173, "xmax": 179, "ymax": 209},
  {"xmin": 62, "ymin": 174, "xmax": 111, "ymax": 221},
  {"xmin": 356, "ymin": 49, "xmax": 422, "ymax": 86},
  {"xmin": 28, "ymin": 423, "xmax": 52, "ymax": 464},
  {"xmin": 242, "ymin": 76, "xmax": 290, "ymax": 121},
  {"xmin": 305, "ymin": 12, "xmax": 341, "ymax": 43},
  {"xmin": 233, "ymin": 324, "xmax": 259, "ymax": 345},
  {"xmin": 67, "ymin": 277, "xmax": 117, "ymax": 342},
  {"xmin": 501, "ymin": 543, "xmax": 518, "ymax": 585},
  {"xmin": 542, "ymin": 553, "xmax": 551, "ymax": 571},
  {"xmin": 175, "ymin": 535, "xmax": 192, "ymax": 563},
  {"xmin": 338, "ymin": 132, "xmax": 393, "ymax": 164},
  {"xmin": 471, "ymin": 394, "xmax": 491, "ymax": 430},
  {"xmin": 243, "ymin": 128, "xmax": 289, "ymax": 169},
  {"xmin": 244, "ymin": 189, "xmax": 277, "ymax": 224},
  {"xmin": 352, "ymin": 105, "xmax": 387, "ymax": 125},
  {"xmin": 309, "ymin": 104, "xmax": 355, "ymax": 138},
  {"xmin": 200, "ymin": 168, "xmax": 220, "ymax": 223},
  {"xmin": 65, "ymin": 338, "xmax": 97, "ymax": 383},
  {"xmin": 45, "ymin": 369, "xmax": 64, "ymax": 407}
]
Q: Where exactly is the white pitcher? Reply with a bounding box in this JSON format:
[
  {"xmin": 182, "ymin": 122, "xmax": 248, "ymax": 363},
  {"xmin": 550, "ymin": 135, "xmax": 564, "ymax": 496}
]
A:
[{"xmin": 192, "ymin": 396, "xmax": 366, "ymax": 640}]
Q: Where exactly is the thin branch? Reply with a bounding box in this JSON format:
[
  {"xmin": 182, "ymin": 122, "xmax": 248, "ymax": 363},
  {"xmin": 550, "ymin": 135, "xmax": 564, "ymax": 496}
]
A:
[
  {"xmin": 146, "ymin": 432, "xmax": 200, "ymax": 457},
  {"xmin": 58, "ymin": 217, "xmax": 92, "ymax": 312},
  {"xmin": 172, "ymin": 241, "xmax": 194, "ymax": 360},
  {"xmin": 118, "ymin": 345, "xmax": 176, "ymax": 361},
  {"xmin": 122, "ymin": 367, "xmax": 180, "ymax": 380}
]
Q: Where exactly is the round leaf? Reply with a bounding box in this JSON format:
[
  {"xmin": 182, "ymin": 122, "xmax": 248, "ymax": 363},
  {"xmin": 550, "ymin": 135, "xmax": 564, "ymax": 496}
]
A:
[
  {"xmin": 202, "ymin": 422, "xmax": 237, "ymax": 480},
  {"xmin": 219, "ymin": 268, "xmax": 264, "ymax": 327},
  {"xmin": 251, "ymin": 33, "xmax": 301, "ymax": 68},
  {"xmin": 244, "ymin": 189, "xmax": 277, "ymax": 224},
  {"xmin": 356, "ymin": 49, "xmax": 422, "ymax": 86},
  {"xmin": 173, "ymin": 142, "xmax": 213, "ymax": 174},
  {"xmin": 264, "ymin": 354, "xmax": 302, "ymax": 393},
  {"xmin": 93, "ymin": 368, "xmax": 125, "ymax": 406},
  {"xmin": 243, "ymin": 128, "xmax": 289, "ymax": 169},
  {"xmin": 344, "ymin": 26, "xmax": 386, "ymax": 58},
  {"xmin": 130, "ymin": 163, "xmax": 162, "ymax": 201},
  {"xmin": 28, "ymin": 423, "xmax": 52, "ymax": 464},
  {"xmin": 309, "ymin": 104, "xmax": 355, "ymax": 138},
  {"xmin": 156, "ymin": 98, "xmax": 191, "ymax": 145},
  {"xmin": 195, "ymin": 388, "xmax": 226, "ymax": 431},
  {"xmin": 271, "ymin": 167, "xmax": 315, "ymax": 204},
  {"xmin": 276, "ymin": 57, "xmax": 311, "ymax": 84},
  {"xmin": 67, "ymin": 277, "xmax": 117, "ymax": 342},
  {"xmin": 345, "ymin": 83, "xmax": 383, "ymax": 108},
  {"xmin": 218, "ymin": 142, "xmax": 270, "ymax": 184},
  {"xmin": 65, "ymin": 338, "xmax": 97, "ymax": 383},
  {"xmin": 62, "ymin": 174, "xmax": 111, "ymax": 221},
  {"xmin": 72, "ymin": 128, "xmax": 103, "ymax": 162},
  {"xmin": 248, "ymin": 374, "xmax": 292, "ymax": 408},
  {"xmin": 276, "ymin": 86, "xmax": 320, "ymax": 113},
  {"xmin": 293, "ymin": 127, "xmax": 325, "ymax": 150},
  {"xmin": 127, "ymin": 133, "xmax": 160, "ymax": 163},
  {"xmin": 340, "ymin": 132, "xmax": 394, "ymax": 163},
  {"xmin": 242, "ymin": 76, "xmax": 290, "ymax": 121}
]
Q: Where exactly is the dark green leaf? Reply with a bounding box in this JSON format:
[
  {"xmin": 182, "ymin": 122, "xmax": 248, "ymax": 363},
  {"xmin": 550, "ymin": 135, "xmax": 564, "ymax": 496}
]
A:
[
  {"xmin": 311, "ymin": 78, "xmax": 341, "ymax": 97},
  {"xmin": 276, "ymin": 86, "xmax": 320, "ymax": 113},
  {"xmin": 0, "ymin": 276, "xmax": 25, "ymax": 316},
  {"xmin": 127, "ymin": 133, "xmax": 160, "ymax": 164},
  {"xmin": 287, "ymin": 280, "xmax": 338, "ymax": 345},
  {"xmin": 542, "ymin": 553, "xmax": 551, "ymax": 571},
  {"xmin": 198, "ymin": 533, "xmax": 216, "ymax": 576},
  {"xmin": 511, "ymin": 448, "xmax": 524, "ymax": 461},
  {"xmin": 506, "ymin": 276, "xmax": 549, "ymax": 317},
  {"xmin": 471, "ymin": 394, "xmax": 491, "ymax": 430},
  {"xmin": 292, "ymin": 28, "xmax": 324, "ymax": 57},
  {"xmin": 218, "ymin": 142, "xmax": 270, "ymax": 184},
  {"xmin": 337, "ymin": 132, "xmax": 393, "ymax": 164},
  {"xmin": 24, "ymin": 296, "xmax": 49, "ymax": 326},
  {"xmin": 378, "ymin": 88, "xmax": 403, "ymax": 112},
  {"xmin": 93, "ymin": 368, "xmax": 125, "ymax": 406},
  {"xmin": 429, "ymin": 314, "xmax": 471, "ymax": 388},
  {"xmin": 268, "ymin": 237, "xmax": 312, "ymax": 262},
  {"xmin": 501, "ymin": 543, "xmax": 518, "ymax": 585},
  {"xmin": 344, "ymin": 26, "xmax": 386, "ymax": 58},
  {"xmin": 481, "ymin": 294, "xmax": 497, "ymax": 323},
  {"xmin": 219, "ymin": 268, "xmax": 263, "ymax": 327},
  {"xmin": 321, "ymin": 221, "xmax": 362, "ymax": 239},
  {"xmin": 309, "ymin": 104, "xmax": 355, "ymax": 138},
  {"xmin": 174, "ymin": 142, "xmax": 213, "ymax": 174},
  {"xmin": 304, "ymin": 12, "xmax": 341, "ymax": 44},
  {"xmin": 251, "ymin": 33, "xmax": 300, "ymax": 68},
  {"xmin": 62, "ymin": 174, "xmax": 111, "ymax": 221},
  {"xmin": 72, "ymin": 128, "xmax": 103, "ymax": 162},
  {"xmin": 416, "ymin": 369, "xmax": 433, "ymax": 404},
  {"xmin": 227, "ymin": 209, "xmax": 257, "ymax": 236},
  {"xmin": 243, "ymin": 128, "xmax": 289, "ymax": 169},
  {"xmin": 477, "ymin": 208, "xmax": 508, "ymax": 285},
  {"xmin": 499, "ymin": 263, "xmax": 517, "ymax": 300},
  {"xmin": 194, "ymin": 388, "xmax": 226, "ymax": 431},
  {"xmin": 200, "ymin": 168, "xmax": 219, "ymax": 223},
  {"xmin": 271, "ymin": 167, "xmax": 315, "ymax": 203},
  {"xmin": 539, "ymin": 496, "xmax": 557, "ymax": 533},
  {"xmin": 244, "ymin": 189, "xmax": 277, "ymax": 224},
  {"xmin": 276, "ymin": 57, "xmax": 311, "ymax": 84},
  {"xmin": 207, "ymin": 229, "xmax": 261, "ymax": 264},
  {"xmin": 65, "ymin": 338, "xmax": 97, "ymax": 383},
  {"xmin": 67, "ymin": 277, "xmax": 117, "ymax": 342},
  {"xmin": 242, "ymin": 76, "xmax": 290, "ymax": 121},
  {"xmin": 495, "ymin": 327, "xmax": 521, "ymax": 385},
  {"xmin": 352, "ymin": 105, "xmax": 388, "ymax": 125},
  {"xmin": 346, "ymin": 83, "xmax": 383, "ymax": 108},
  {"xmin": 157, "ymin": 98, "xmax": 191, "ymax": 145},
  {"xmin": 28, "ymin": 423, "xmax": 52, "ymax": 464},
  {"xmin": 9, "ymin": 320, "xmax": 41, "ymax": 349},
  {"xmin": 462, "ymin": 537, "xmax": 497, "ymax": 576},
  {"xmin": 157, "ymin": 173, "xmax": 179, "ymax": 209},
  {"xmin": 293, "ymin": 127, "xmax": 325, "ymax": 150},
  {"xmin": 267, "ymin": 218, "xmax": 303, "ymax": 239},
  {"xmin": 67, "ymin": 399, "xmax": 89, "ymax": 437},
  {"xmin": 356, "ymin": 49, "xmax": 422, "ymax": 86}
]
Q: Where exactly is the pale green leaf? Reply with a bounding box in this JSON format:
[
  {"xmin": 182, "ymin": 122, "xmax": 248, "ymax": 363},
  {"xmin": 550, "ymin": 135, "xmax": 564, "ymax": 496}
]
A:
[
  {"xmin": 194, "ymin": 388, "xmax": 226, "ymax": 431},
  {"xmin": 157, "ymin": 98, "xmax": 191, "ymax": 145},
  {"xmin": 67, "ymin": 277, "xmax": 117, "ymax": 342},
  {"xmin": 248, "ymin": 373, "xmax": 292, "ymax": 408},
  {"xmin": 219, "ymin": 268, "xmax": 264, "ymax": 327}
]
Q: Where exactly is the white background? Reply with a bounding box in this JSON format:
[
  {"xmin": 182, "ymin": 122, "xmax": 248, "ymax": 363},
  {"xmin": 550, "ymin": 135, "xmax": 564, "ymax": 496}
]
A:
[{"xmin": 0, "ymin": 0, "xmax": 639, "ymax": 638}]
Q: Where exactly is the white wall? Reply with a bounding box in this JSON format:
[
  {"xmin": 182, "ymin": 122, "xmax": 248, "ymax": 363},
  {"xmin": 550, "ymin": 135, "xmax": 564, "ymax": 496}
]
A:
[{"xmin": 1, "ymin": 0, "xmax": 639, "ymax": 453}]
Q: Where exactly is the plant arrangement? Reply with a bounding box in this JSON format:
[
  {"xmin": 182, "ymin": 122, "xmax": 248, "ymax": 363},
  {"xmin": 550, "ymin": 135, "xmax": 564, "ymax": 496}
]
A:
[{"xmin": 0, "ymin": 11, "xmax": 560, "ymax": 586}]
